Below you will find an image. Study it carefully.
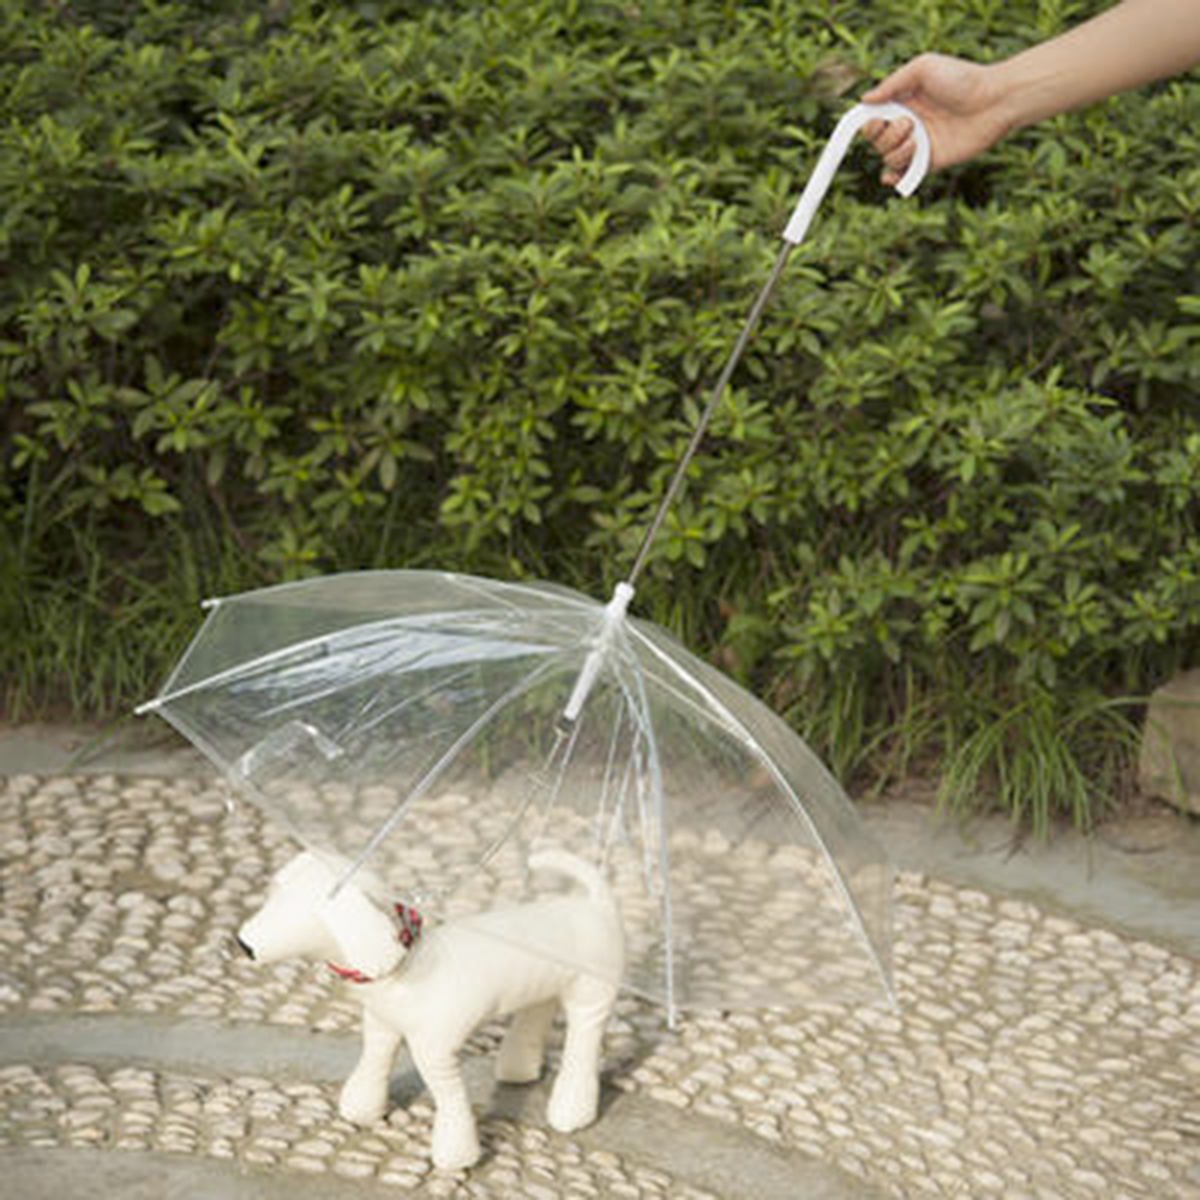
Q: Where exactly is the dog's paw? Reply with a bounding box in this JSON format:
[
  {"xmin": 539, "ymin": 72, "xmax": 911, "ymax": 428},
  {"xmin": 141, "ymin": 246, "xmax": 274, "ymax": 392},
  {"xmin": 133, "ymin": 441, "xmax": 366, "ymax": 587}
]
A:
[
  {"xmin": 431, "ymin": 1117, "xmax": 481, "ymax": 1172},
  {"xmin": 338, "ymin": 1079, "xmax": 388, "ymax": 1126},
  {"xmin": 546, "ymin": 1073, "xmax": 600, "ymax": 1134}
]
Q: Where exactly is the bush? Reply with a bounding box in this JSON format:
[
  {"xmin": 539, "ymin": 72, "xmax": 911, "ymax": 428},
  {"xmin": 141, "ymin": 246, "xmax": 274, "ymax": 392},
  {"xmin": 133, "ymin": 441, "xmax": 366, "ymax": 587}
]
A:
[{"xmin": 2, "ymin": 0, "xmax": 1198, "ymax": 830}]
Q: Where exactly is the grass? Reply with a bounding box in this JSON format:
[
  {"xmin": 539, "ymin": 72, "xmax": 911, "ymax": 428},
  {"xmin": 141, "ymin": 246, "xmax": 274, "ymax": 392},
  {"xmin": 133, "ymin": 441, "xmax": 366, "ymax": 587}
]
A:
[
  {"xmin": 0, "ymin": 516, "xmax": 259, "ymax": 721},
  {"xmin": 776, "ymin": 655, "xmax": 1145, "ymax": 837},
  {"xmin": 936, "ymin": 688, "xmax": 1142, "ymax": 838}
]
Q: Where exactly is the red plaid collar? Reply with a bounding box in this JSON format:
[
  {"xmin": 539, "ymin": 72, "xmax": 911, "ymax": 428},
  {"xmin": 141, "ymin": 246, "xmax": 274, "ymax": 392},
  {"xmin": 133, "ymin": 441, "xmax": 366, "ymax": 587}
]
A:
[{"xmin": 326, "ymin": 901, "xmax": 423, "ymax": 985}]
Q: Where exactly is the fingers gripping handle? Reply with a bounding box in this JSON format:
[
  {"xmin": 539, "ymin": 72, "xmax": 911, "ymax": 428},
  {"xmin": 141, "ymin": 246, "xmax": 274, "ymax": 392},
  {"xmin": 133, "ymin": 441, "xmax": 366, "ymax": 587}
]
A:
[{"xmin": 782, "ymin": 102, "xmax": 931, "ymax": 245}]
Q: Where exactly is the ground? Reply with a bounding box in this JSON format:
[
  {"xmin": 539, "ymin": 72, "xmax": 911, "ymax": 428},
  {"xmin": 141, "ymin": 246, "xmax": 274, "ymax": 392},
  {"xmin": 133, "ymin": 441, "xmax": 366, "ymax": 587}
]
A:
[{"xmin": 0, "ymin": 722, "xmax": 1198, "ymax": 1199}]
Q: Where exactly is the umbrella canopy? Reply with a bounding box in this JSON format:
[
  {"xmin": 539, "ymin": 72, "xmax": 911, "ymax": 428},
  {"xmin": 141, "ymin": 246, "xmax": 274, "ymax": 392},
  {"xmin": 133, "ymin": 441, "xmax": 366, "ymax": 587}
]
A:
[{"xmin": 141, "ymin": 569, "xmax": 892, "ymax": 1022}]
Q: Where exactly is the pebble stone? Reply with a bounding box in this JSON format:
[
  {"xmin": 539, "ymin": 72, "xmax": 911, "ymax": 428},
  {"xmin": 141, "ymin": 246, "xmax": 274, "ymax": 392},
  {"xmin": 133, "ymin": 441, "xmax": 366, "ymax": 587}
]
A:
[{"xmin": 1, "ymin": 773, "xmax": 1198, "ymax": 1198}]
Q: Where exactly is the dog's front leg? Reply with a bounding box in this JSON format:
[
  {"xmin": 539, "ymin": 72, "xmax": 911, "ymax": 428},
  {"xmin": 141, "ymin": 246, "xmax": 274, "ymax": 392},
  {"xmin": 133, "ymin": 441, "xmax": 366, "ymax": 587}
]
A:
[
  {"xmin": 339, "ymin": 1007, "xmax": 402, "ymax": 1125},
  {"xmin": 408, "ymin": 1037, "xmax": 480, "ymax": 1171}
]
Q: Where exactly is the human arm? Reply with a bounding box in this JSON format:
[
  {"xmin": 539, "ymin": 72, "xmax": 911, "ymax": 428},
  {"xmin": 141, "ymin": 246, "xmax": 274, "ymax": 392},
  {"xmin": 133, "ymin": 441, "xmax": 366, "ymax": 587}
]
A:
[{"xmin": 862, "ymin": 0, "xmax": 1200, "ymax": 185}]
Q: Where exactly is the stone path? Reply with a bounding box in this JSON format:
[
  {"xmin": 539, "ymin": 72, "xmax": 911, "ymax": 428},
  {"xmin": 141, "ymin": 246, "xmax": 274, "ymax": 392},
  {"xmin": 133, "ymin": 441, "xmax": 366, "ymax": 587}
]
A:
[{"xmin": 1, "ymin": 770, "xmax": 1199, "ymax": 1198}]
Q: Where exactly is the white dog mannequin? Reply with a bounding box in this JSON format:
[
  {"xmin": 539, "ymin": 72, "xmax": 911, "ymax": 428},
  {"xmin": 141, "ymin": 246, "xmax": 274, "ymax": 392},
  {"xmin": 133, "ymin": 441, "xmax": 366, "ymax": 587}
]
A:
[{"xmin": 237, "ymin": 848, "xmax": 625, "ymax": 1171}]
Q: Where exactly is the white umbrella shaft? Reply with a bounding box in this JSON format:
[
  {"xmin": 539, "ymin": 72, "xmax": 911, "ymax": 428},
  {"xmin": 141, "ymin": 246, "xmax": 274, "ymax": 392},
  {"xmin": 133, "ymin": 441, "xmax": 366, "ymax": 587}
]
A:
[{"xmin": 562, "ymin": 581, "xmax": 635, "ymax": 724}]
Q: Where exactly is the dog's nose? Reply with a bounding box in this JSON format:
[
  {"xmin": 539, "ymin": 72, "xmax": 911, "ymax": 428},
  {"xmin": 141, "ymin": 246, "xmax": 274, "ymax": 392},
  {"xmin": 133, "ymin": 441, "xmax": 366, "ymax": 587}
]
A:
[{"xmin": 235, "ymin": 934, "xmax": 256, "ymax": 961}]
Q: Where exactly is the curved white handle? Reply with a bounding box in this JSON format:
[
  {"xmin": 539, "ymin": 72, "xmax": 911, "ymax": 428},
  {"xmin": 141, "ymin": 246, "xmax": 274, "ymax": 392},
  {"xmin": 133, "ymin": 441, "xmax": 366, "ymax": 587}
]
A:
[{"xmin": 782, "ymin": 101, "xmax": 931, "ymax": 245}]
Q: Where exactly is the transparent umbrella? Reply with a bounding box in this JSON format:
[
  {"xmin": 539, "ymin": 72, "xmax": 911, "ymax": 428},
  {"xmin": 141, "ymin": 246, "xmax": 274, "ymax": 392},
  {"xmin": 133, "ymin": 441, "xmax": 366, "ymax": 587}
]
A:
[{"xmin": 139, "ymin": 104, "xmax": 930, "ymax": 1025}]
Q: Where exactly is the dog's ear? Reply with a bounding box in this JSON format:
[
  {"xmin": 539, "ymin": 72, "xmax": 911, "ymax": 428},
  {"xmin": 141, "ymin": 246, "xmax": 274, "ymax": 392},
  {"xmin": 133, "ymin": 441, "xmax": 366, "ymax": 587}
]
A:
[{"xmin": 319, "ymin": 883, "xmax": 404, "ymax": 980}]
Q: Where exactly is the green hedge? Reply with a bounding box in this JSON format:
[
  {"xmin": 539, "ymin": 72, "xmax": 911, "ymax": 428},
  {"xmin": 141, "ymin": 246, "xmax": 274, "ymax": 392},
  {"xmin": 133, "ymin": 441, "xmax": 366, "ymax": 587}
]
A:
[{"xmin": 3, "ymin": 0, "xmax": 1199, "ymax": 829}]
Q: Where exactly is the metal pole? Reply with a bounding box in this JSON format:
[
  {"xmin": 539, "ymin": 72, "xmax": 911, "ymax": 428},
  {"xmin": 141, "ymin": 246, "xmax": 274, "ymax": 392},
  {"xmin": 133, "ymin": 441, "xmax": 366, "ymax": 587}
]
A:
[{"xmin": 623, "ymin": 239, "xmax": 795, "ymax": 589}]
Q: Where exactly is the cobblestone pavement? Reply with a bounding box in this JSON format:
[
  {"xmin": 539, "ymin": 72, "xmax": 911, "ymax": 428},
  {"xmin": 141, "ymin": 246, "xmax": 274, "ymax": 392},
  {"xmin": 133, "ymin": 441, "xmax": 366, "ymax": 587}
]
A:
[{"xmin": 1, "ymin": 772, "xmax": 1199, "ymax": 1198}]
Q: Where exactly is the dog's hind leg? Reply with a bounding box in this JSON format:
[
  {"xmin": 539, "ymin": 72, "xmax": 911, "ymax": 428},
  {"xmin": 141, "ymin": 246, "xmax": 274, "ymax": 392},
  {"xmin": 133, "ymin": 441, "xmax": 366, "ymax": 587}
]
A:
[
  {"xmin": 496, "ymin": 999, "xmax": 557, "ymax": 1084},
  {"xmin": 339, "ymin": 1008, "xmax": 402, "ymax": 1125},
  {"xmin": 546, "ymin": 987, "xmax": 615, "ymax": 1134}
]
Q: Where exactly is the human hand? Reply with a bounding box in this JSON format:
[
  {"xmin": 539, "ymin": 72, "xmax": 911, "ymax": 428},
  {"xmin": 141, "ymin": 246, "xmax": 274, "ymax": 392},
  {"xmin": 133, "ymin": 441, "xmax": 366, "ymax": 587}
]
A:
[{"xmin": 862, "ymin": 53, "xmax": 1014, "ymax": 185}]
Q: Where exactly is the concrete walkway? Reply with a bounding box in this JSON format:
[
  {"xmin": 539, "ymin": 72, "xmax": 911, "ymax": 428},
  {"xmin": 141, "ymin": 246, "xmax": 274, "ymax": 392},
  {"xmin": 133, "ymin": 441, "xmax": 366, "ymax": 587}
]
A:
[
  {"xmin": 1, "ymin": 723, "xmax": 1198, "ymax": 1198},
  {"xmin": 0, "ymin": 1016, "xmax": 867, "ymax": 1199},
  {"xmin": 7, "ymin": 722, "xmax": 1200, "ymax": 958}
]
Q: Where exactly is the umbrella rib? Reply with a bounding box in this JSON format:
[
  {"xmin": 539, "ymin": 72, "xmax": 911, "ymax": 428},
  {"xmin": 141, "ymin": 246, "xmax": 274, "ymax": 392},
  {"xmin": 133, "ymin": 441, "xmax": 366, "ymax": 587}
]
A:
[
  {"xmin": 203, "ymin": 569, "xmax": 598, "ymax": 616},
  {"xmin": 595, "ymin": 656, "xmax": 646, "ymax": 859},
  {"xmin": 350, "ymin": 660, "xmax": 487, "ymax": 742},
  {"xmin": 332, "ymin": 652, "xmax": 573, "ymax": 897},
  {"xmin": 257, "ymin": 645, "xmax": 483, "ymax": 729},
  {"xmin": 445, "ymin": 573, "xmax": 597, "ymax": 620},
  {"xmin": 594, "ymin": 690, "xmax": 629, "ymax": 852},
  {"xmin": 506, "ymin": 709, "xmax": 583, "ymax": 862},
  {"xmin": 601, "ymin": 730, "xmax": 640, "ymax": 868},
  {"xmin": 626, "ymin": 626, "xmax": 894, "ymax": 1005},
  {"xmin": 447, "ymin": 574, "xmax": 534, "ymax": 616},
  {"xmin": 614, "ymin": 646, "xmax": 677, "ymax": 1027},
  {"xmin": 139, "ymin": 611, "xmax": 561, "ymax": 713},
  {"xmin": 427, "ymin": 676, "xmax": 588, "ymax": 885}
]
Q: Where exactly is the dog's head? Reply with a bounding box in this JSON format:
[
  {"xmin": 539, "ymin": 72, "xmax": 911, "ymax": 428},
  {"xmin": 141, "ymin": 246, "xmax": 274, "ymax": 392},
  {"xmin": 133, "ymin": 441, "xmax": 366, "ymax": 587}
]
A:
[{"xmin": 236, "ymin": 850, "xmax": 406, "ymax": 981}]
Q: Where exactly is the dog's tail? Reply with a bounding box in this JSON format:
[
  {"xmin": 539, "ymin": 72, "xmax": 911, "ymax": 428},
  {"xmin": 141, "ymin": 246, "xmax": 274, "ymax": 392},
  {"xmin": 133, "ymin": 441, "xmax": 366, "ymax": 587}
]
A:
[{"xmin": 529, "ymin": 847, "xmax": 612, "ymax": 903}]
